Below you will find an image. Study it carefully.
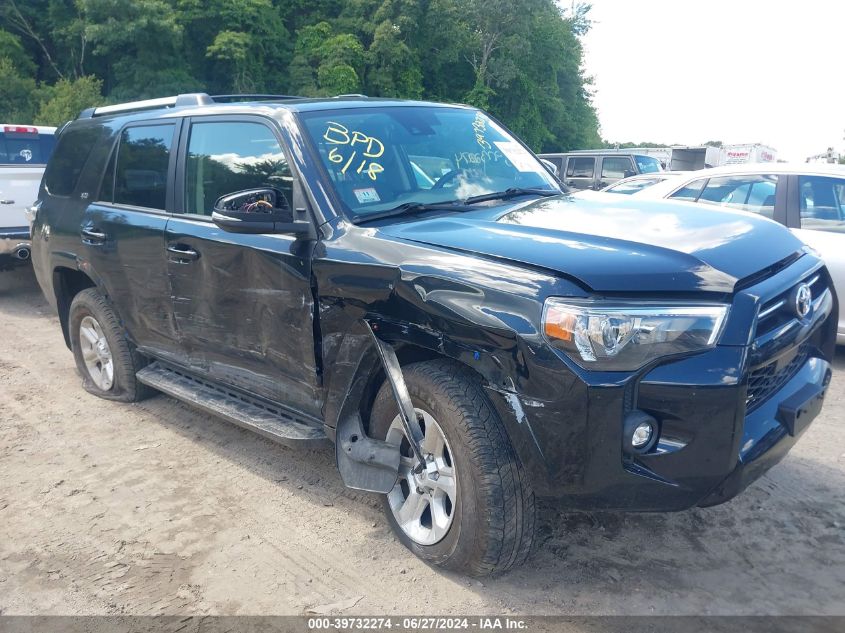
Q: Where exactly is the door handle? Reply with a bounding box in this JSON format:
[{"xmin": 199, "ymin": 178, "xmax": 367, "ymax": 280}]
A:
[
  {"xmin": 0, "ymin": 199, "xmax": 14, "ymax": 205},
  {"xmin": 81, "ymin": 227, "xmax": 107, "ymax": 244},
  {"xmin": 167, "ymin": 244, "xmax": 200, "ymax": 262}
]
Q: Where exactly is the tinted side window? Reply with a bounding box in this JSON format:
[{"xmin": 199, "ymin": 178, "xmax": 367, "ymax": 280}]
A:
[
  {"xmin": 566, "ymin": 157, "xmax": 595, "ymax": 178},
  {"xmin": 697, "ymin": 175, "xmax": 778, "ymax": 218},
  {"xmin": 799, "ymin": 175, "xmax": 845, "ymax": 232},
  {"xmin": 44, "ymin": 126, "xmax": 103, "ymax": 196},
  {"xmin": 634, "ymin": 155, "xmax": 662, "ymax": 173},
  {"xmin": 601, "ymin": 157, "xmax": 633, "ymax": 179},
  {"xmin": 113, "ymin": 124, "xmax": 175, "ymax": 210},
  {"xmin": 670, "ymin": 179, "xmax": 706, "ymax": 201},
  {"xmin": 184, "ymin": 121, "xmax": 291, "ymax": 216}
]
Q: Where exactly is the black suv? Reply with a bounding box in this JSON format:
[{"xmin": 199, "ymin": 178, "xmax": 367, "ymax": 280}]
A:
[{"xmin": 32, "ymin": 94, "xmax": 837, "ymax": 576}]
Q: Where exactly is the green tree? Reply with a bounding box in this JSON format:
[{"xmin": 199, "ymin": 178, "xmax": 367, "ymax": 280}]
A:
[
  {"xmin": 0, "ymin": 56, "xmax": 38, "ymax": 122},
  {"xmin": 0, "ymin": 28, "xmax": 36, "ymax": 76},
  {"xmin": 2, "ymin": 0, "xmax": 601, "ymax": 151},
  {"xmin": 365, "ymin": 14, "xmax": 422, "ymax": 97},
  {"xmin": 289, "ymin": 22, "xmax": 365, "ymax": 96},
  {"xmin": 35, "ymin": 75, "xmax": 103, "ymax": 125},
  {"xmin": 80, "ymin": 0, "xmax": 198, "ymax": 98},
  {"xmin": 197, "ymin": 0, "xmax": 291, "ymax": 94}
]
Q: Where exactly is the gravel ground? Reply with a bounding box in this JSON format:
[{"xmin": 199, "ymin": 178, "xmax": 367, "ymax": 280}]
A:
[{"xmin": 0, "ymin": 266, "xmax": 843, "ymax": 616}]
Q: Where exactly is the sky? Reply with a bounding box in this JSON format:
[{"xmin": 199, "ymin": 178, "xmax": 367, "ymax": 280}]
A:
[{"xmin": 580, "ymin": 0, "xmax": 845, "ymax": 161}]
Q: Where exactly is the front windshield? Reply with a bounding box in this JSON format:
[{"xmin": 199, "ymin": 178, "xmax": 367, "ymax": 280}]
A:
[
  {"xmin": 634, "ymin": 155, "xmax": 662, "ymax": 173},
  {"xmin": 299, "ymin": 106, "xmax": 559, "ymax": 217}
]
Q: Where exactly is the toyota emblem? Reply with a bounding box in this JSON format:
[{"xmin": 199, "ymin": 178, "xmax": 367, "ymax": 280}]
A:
[{"xmin": 793, "ymin": 283, "xmax": 812, "ymax": 319}]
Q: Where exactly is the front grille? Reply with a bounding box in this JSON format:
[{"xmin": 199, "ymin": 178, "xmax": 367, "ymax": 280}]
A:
[
  {"xmin": 756, "ymin": 271, "xmax": 828, "ymax": 338},
  {"xmin": 746, "ymin": 342, "xmax": 809, "ymax": 412}
]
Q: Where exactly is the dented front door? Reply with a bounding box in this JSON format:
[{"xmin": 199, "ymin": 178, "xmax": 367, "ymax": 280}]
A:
[{"xmin": 165, "ymin": 116, "xmax": 322, "ymax": 416}]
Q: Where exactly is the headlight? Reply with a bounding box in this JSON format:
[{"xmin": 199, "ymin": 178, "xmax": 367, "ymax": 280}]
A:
[{"xmin": 542, "ymin": 299, "xmax": 729, "ymax": 371}]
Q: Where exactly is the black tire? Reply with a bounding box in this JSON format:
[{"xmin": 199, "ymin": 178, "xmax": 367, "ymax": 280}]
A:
[
  {"xmin": 369, "ymin": 359, "xmax": 536, "ymax": 576},
  {"xmin": 68, "ymin": 288, "xmax": 154, "ymax": 403}
]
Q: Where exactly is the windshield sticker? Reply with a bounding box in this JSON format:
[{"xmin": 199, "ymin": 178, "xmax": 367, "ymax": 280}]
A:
[
  {"xmin": 323, "ymin": 121, "xmax": 385, "ymax": 181},
  {"xmin": 353, "ymin": 187, "xmax": 381, "ymax": 204},
  {"xmin": 19, "ymin": 149, "xmax": 32, "ymax": 162},
  {"xmin": 454, "ymin": 149, "xmax": 503, "ymax": 169},
  {"xmin": 493, "ymin": 141, "xmax": 536, "ymax": 172},
  {"xmin": 472, "ymin": 112, "xmax": 491, "ymax": 150}
]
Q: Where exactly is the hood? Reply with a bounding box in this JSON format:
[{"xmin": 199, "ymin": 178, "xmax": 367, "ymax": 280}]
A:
[{"xmin": 380, "ymin": 195, "xmax": 805, "ymax": 293}]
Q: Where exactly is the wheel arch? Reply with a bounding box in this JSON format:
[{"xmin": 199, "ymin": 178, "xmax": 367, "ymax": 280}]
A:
[
  {"xmin": 52, "ymin": 266, "xmax": 97, "ymax": 349},
  {"xmin": 323, "ymin": 316, "xmax": 547, "ymax": 492}
]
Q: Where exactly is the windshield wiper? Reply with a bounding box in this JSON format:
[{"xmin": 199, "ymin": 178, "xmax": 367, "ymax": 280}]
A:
[
  {"xmin": 353, "ymin": 200, "xmax": 468, "ymax": 224},
  {"xmin": 463, "ymin": 187, "xmax": 561, "ymax": 205},
  {"xmin": 352, "ymin": 187, "xmax": 560, "ymax": 224}
]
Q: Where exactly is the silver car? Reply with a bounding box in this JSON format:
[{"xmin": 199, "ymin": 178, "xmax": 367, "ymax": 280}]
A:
[{"xmin": 632, "ymin": 163, "xmax": 845, "ymax": 343}]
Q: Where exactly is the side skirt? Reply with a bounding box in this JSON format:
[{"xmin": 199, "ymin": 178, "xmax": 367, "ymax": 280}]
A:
[{"xmin": 136, "ymin": 361, "xmax": 328, "ymax": 449}]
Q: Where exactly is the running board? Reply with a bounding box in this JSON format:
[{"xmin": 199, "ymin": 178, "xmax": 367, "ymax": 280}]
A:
[{"xmin": 136, "ymin": 362, "xmax": 328, "ymax": 448}]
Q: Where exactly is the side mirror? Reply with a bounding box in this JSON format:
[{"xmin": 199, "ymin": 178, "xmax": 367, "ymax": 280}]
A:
[
  {"xmin": 623, "ymin": 169, "xmax": 636, "ymax": 179},
  {"xmin": 540, "ymin": 158, "xmax": 560, "ymax": 178},
  {"xmin": 211, "ymin": 188, "xmax": 313, "ymax": 237}
]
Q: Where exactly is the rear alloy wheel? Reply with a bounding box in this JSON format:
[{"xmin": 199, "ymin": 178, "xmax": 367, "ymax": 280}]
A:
[
  {"xmin": 78, "ymin": 315, "xmax": 115, "ymax": 391},
  {"xmin": 370, "ymin": 359, "xmax": 536, "ymax": 576},
  {"xmin": 69, "ymin": 288, "xmax": 154, "ymax": 402}
]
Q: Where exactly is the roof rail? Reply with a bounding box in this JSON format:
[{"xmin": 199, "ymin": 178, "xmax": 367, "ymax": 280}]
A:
[
  {"xmin": 78, "ymin": 93, "xmax": 214, "ymax": 119},
  {"xmin": 210, "ymin": 94, "xmax": 303, "ymax": 102},
  {"xmin": 334, "ymin": 93, "xmax": 368, "ymax": 98},
  {"xmin": 76, "ymin": 92, "xmax": 307, "ymax": 119}
]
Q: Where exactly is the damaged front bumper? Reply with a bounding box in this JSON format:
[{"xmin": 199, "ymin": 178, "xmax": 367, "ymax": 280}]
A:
[{"xmin": 496, "ymin": 264, "xmax": 837, "ymax": 511}]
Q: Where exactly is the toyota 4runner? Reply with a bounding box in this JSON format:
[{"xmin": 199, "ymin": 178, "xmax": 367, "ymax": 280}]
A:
[{"xmin": 31, "ymin": 94, "xmax": 838, "ymax": 576}]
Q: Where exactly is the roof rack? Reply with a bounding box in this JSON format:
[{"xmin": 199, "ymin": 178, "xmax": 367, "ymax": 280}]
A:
[
  {"xmin": 78, "ymin": 92, "xmax": 304, "ymax": 119},
  {"xmin": 210, "ymin": 94, "xmax": 303, "ymax": 102},
  {"xmin": 78, "ymin": 93, "xmax": 212, "ymax": 119}
]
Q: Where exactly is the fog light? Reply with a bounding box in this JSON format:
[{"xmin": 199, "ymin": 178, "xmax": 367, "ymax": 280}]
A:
[
  {"xmin": 622, "ymin": 411, "xmax": 659, "ymax": 454},
  {"xmin": 631, "ymin": 422, "xmax": 653, "ymax": 448}
]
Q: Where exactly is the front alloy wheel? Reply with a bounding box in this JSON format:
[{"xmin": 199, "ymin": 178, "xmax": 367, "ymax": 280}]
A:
[
  {"xmin": 385, "ymin": 410, "xmax": 457, "ymax": 545},
  {"xmin": 370, "ymin": 360, "xmax": 536, "ymax": 576}
]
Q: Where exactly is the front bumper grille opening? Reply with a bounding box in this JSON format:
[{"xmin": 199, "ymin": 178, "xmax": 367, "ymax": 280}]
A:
[{"xmin": 745, "ymin": 342, "xmax": 810, "ymax": 412}]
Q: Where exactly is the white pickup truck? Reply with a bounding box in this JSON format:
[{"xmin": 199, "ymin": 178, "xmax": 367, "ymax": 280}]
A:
[{"xmin": 1, "ymin": 124, "xmax": 56, "ymax": 270}]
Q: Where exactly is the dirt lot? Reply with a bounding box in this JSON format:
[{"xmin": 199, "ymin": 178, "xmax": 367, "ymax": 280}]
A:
[{"xmin": 0, "ymin": 266, "xmax": 843, "ymax": 616}]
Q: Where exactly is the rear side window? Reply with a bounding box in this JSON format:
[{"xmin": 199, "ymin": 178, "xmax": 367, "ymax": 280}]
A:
[
  {"xmin": 104, "ymin": 124, "xmax": 175, "ymax": 210},
  {"xmin": 601, "ymin": 157, "xmax": 633, "ymax": 179},
  {"xmin": 44, "ymin": 126, "xmax": 102, "ymax": 196},
  {"xmin": 566, "ymin": 157, "xmax": 595, "ymax": 178},
  {"xmin": 799, "ymin": 175, "xmax": 845, "ymax": 232},
  {"xmin": 0, "ymin": 128, "xmax": 55, "ymax": 165},
  {"xmin": 697, "ymin": 175, "xmax": 778, "ymax": 218}
]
